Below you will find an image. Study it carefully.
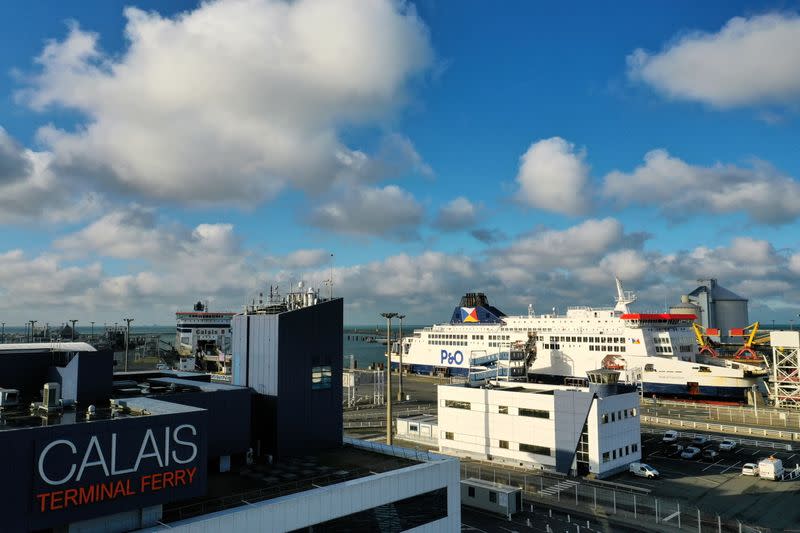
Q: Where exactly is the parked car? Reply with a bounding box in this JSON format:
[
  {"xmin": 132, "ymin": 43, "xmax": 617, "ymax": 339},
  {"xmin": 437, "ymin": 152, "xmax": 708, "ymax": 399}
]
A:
[
  {"xmin": 681, "ymin": 446, "xmax": 701, "ymax": 460},
  {"xmin": 741, "ymin": 463, "xmax": 758, "ymax": 476},
  {"xmin": 702, "ymin": 448, "xmax": 719, "ymax": 461},
  {"xmin": 691, "ymin": 435, "xmax": 709, "ymax": 446},
  {"xmin": 719, "ymin": 439, "xmax": 737, "ymax": 452},
  {"xmin": 629, "ymin": 462, "xmax": 660, "ymax": 478},
  {"xmin": 662, "ymin": 430, "xmax": 679, "ymax": 443},
  {"xmin": 665, "ymin": 443, "xmax": 684, "ymax": 457}
]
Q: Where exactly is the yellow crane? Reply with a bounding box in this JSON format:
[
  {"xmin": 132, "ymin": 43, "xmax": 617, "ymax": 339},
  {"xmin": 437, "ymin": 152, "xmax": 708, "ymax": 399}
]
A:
[
  {"xmin": 729, "ymin": 322, "xmax": 770, "ymax": 359},
  {"xmin": 692, "ymin": 322, "xmax": 719, "ymax": 357}
]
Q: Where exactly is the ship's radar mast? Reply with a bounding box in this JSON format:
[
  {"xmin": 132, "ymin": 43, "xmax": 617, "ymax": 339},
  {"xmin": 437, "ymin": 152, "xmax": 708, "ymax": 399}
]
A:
[{"xmin": 614, "ymin": 277, "xmax": 637, "ymax": 313}]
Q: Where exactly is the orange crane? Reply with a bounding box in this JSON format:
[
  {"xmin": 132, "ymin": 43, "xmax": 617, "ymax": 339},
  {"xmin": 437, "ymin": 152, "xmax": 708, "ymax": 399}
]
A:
[
  {"xmin": 692, "ymin": 323, "xmax": 720, "ymax": 357},
  {"xmin": 729, "ymin": 322, "xmax": 770, "ymax": 359}
]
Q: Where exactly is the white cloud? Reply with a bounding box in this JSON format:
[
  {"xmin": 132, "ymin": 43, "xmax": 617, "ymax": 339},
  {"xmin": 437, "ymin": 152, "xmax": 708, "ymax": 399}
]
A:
[
  {"xmin": 19, "ymin": 0, "xmax": 433, "ymax": 205},
  {"xmin": 515, "ymin": 137, "xmax": 590, "ymax": 216},
  {"xmin": 628, "ymin": 13, "xmax": 800, "ymax": 108},
  {"xmin": 0, "ymin": 127, "xmax": 100, "ymax": 224},
  {"xmin": 433, "ymin": 197, "xmax": 479, "ymax": 230},
  {"xmin": 309, "ymin": 184, "xmax": 423, "ymax": 238},
  {"xmin": 603, "ymin": 149, "xmax": 800, "ymax": 224},
  {"xmin": 268, "ymin": 249, "xmax": 332, "ymax": 270}
]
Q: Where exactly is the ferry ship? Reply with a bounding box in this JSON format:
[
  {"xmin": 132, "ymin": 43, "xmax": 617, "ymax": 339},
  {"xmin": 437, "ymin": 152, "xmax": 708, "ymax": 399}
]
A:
[
  {"xmin": 175, "ymin": 301, "xmax": 236, "ymax": 372},
  {"xmin": 394, "ymin": 280, "xmax": 766, "ymax": 401}
]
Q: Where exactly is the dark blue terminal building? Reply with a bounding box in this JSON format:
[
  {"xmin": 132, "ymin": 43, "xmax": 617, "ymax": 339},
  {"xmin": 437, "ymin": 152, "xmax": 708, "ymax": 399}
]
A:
[{"xmin": 0, "ymin": 295, "xmax": 460, "ymax": 532}]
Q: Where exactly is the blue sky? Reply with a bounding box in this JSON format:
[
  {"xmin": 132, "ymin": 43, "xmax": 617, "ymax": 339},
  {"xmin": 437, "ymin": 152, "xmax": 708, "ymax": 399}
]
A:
[{"xmin": 1, "ymin": 0, "xmax": 800, "ymax": 326}]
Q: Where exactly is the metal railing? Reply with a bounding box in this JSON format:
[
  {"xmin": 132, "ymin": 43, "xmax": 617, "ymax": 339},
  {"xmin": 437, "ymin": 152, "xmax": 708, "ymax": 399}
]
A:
[
  {"xmin": 644, "ymin": 399, "xmax": 800, "ymax": 429},
  {"xmin": 461, "ymin": 462, "xmax": 765, "ymax": 533},
  {"xmin": 640, "ymin": 426, "xmax": 793, "ymax": 451},
  {"xmin": 642, "ymin": 415, "xmax": 799, "ymax": 445}
]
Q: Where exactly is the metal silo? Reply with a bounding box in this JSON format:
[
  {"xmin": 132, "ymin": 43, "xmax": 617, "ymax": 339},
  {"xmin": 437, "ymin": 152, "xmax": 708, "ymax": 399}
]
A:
[{"xmin": 687, "ymin": 279, "xmax": 748, "ymax": 342}]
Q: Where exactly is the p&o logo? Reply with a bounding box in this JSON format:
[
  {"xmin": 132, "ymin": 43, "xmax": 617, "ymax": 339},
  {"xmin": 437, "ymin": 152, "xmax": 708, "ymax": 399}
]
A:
[{"xmin": 440, "ymin": 349, "xmax": 464, "ymax": 365}]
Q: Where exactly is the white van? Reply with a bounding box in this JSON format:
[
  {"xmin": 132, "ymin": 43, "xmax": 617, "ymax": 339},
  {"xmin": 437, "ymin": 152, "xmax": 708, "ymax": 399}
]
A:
[
  {"xmin": 758, "ymin": 457, "xmax": 784, "ymax": 480},
  {"xmin": 629, "ymin": 463, "xmax": 659, "ymax": 478}
]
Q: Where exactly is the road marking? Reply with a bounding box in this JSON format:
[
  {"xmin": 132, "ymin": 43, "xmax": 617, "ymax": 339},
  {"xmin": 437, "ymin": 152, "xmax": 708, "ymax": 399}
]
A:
[
  {"xmin": 702, "ymin": 459, "xmax": 725, "ymax": 472},
  {"xmin": 752, "ymin": 449, "xmax": 761, "ymax": 455},
  {"xmin": 720, "ymin": 461, "xmax": 741, "ymax": 474},
  {"xmin": 789, "ymin": 454, "xmax": 796, "ymax": 461},
  {"xmin": 497, "ymin": 527, "xmax": 518, "ymax": 533}
]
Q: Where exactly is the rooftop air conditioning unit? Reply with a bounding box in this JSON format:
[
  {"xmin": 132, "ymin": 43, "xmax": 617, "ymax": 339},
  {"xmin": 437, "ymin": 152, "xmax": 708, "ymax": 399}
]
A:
[{"xmin": 0, "ymin": 388, "xmax": 19, "ymax": 409}]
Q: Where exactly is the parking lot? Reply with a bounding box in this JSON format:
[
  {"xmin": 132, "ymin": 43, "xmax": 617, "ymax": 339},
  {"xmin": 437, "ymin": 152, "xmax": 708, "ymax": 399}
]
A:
[{"xmin": 607, "ymin": 432, "xmax": 800, "ymax": 529}]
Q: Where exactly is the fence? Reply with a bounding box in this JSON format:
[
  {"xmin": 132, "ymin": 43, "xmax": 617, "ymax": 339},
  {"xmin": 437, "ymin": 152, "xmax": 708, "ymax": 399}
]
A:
[
  {"xmin": 460, "ymin": 462, "xmax": 765, "ymax": 533},
  {"xmin": 640, "ymin": 427, "xmax": 793, "ymax": 451},
  {"xmin": 644, "ymin": 399, "xmax": 800, "ymax": 429},
  {"xmin": 641, "ymin": 415, "xmax": 799, "ymax": 444}
]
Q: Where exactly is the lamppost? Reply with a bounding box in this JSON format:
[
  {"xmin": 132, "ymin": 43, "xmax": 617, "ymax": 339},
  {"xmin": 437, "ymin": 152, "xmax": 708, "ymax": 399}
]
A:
[
  {"xmin": 1, "ymin": 322, "xmax": 4, "ymax": 343},
  {"xmin": 70, "ymin": 320, "xmax": 78, "ymax": 341},
  {"xmin": 90, "ymin": 321, "xmax": 95, "ymax": 340},
  {"xmin": 380, "ymin": 312, "xmax": 397, "ymax": 445},
  {"xmin": 29, "ymin": 320, "xmax": 37, "ymax": 342},
  {"xmin": 397, "ymin": 314, "xmax": 406, "ymax": 402},
  {"xmin": 123, "ymin": 318, "xmax": 134, "ymax": 372}
]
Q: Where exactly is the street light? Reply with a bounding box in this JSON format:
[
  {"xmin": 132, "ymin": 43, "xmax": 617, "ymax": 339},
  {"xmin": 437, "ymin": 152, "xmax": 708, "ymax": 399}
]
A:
[
  {"xmin": 380, "ymin": 312, "xmax": 398, "ymax": 445},
  {"xmin": 70, "ymin": 320, "xmax": 78, "ymax": 341},
  {"xmin": 123, "ymin": 318, "xmax": 134, "ymax": 372},
  {"xmin": 1, "ymin": 322, "xmax": 4, "ymax": 344},
  {"xmin": 397, "ymin": 314, "xmax": 406, "ymax": 402},
  {"xmin": 90, "ymin": 321, "xmax": 95, "ymax": 340},
  {"xmin": 29, "ymin": 320, "xmax": 37, "ymax": 342}
]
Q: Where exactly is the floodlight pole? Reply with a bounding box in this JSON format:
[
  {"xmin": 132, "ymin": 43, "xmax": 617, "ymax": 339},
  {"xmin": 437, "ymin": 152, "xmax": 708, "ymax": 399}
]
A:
[
  {"xmin": 397, "ymin": 314, "xmax": 406, "ymax": 402},
  {"xmin": 381, "ymin": 312, "xmax": 398, "ymax": 445}
]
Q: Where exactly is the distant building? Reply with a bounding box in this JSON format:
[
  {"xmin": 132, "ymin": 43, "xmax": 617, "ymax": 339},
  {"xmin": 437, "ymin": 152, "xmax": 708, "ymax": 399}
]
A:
[
  {"xmin": 679, "ymin": 279, "xmax": 749, "ymax": 342},
  {"xmin": 437, "ymin": 370, "xmax": 641, "ymax": 478}
]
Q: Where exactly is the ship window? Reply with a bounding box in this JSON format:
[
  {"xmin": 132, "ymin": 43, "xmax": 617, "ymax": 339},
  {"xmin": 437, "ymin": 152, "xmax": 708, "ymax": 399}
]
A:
[
  {"xmin": 645, "ymin": 364, "xmax": 655, "ymax": 371},
  {"xmin": 589, "ymin": 345, "xmax": 593, "ymax": 351},
  {"xmin": 620, "ymin": 346, "xmax": 625, "ymax": 352},
  {"xmin": 445, "ymin": 432, "xmax": 454, "ymax": 440},
  {"xmin": 498, "ymin": 405, "xmax": 508, "ymax": 414},
  {"xmin": 499, "ymin": 440, "xmax": 509, "ymax": 449},
  {"xmin": 698, "ymin": 366, "xmax": 711, "ymax": 373}
]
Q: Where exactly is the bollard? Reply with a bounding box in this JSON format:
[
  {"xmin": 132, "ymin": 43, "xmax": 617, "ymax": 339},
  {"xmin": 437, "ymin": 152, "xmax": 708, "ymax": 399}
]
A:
[
  {"xmin": 549, "ymin": 509, "xmax": 552, "ymax": 518},
  {"xmin": 567, "ymin": 514, "xmax": 570, "ymax": 523},
  {"xmin": 527, "ymin": 518, "xmax": 532, "ymax": 527}
]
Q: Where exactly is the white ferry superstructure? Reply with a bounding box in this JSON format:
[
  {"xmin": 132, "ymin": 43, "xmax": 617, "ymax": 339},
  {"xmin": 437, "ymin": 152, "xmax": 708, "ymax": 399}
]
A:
[
  {"xmin": 394, "ymin": 280, "xmax": 765, "ymax": 402},
  {"xmin": 175, "ymin": 301, "xmax": 235, "ymax": 365}
]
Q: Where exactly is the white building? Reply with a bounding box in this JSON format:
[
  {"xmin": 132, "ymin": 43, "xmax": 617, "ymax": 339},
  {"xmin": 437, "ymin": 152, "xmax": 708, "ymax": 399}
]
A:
[{"xmin": 437, "ymin": 370, "xmax": 641, "ymax": 478}]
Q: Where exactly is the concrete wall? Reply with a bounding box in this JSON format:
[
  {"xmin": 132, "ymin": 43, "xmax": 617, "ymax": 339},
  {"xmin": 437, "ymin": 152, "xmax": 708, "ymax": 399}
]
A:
[
  {"xmin": 141, "ymin": 451, "xmax": 461, "ymax": 533},
  {"xmin": 588, "ymin": 392, "xmax": 641, "ymax": 477}
]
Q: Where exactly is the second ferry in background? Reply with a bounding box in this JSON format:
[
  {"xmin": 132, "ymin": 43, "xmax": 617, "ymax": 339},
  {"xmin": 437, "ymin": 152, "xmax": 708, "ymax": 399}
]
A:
[{"xmin": 395, "ymin": 279, "xmax": 767, "ymax": 402}]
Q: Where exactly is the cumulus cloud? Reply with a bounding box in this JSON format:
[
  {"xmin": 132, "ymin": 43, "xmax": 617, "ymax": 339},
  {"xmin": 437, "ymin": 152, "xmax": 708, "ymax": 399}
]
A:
[
  {"xmin": 433, "ymin": 197, "xmax": 479, "ymax": 230},
  {"xmin": 267, "ymin": 249, "xmax": 332, "ymax": 270},
  {"xmin": 19, "ymin": 0, "xmax": 433, "ymax": 205},
  {"xmin": 308, "ymin": 185, "xmax": 423, "ymax": 239},
  {"xmin": 627, "ymin": 13, "xmax": 800, "ymax": 108},
  {"xmin": 515, "ymin": 137, "xmax": 590, "ymax": 216},
  {"xmin": 0, "ymin": 127, "xmax": 100, "ymax": 224},
  {"xmin": 603, "ymin": 149, "xmax": 800, "ymax": 224},
  {"xmin": 470, "ymin": 228, "xmax": 506, "ymax": 244}
]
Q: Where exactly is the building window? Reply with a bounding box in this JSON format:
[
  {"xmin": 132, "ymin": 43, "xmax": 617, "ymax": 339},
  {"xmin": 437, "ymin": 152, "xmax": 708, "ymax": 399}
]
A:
[
  {"xmin": 445, "ymin": 400, "xmax": 471, "ymax": 410},
  {"xmin": 498, "ymin": 405, "xmax": 508, "ymax": 414},
  {"xmin": 602, "ymin": 413, "xmax": 608, "ymax": 424},
  {"xmin": 631, "ymin": 408, "xmax": 638, "ymax": 417},
  {"xmin": 489, "ymin": 491, "xmax": 497, "ymax": 503},
  {"xmin": 612, "ymin": 450, "xmax": 616, "ymax": 459},
  {"xmin": 445, "ymin": 432, "xmax": 454, "ymax": 440},
  {"xmin": 519, "ymin": 408, "xmax": 550, "ymax": 419},
  {"xmin": 602, "ymin": 452, "xmax": 610, "ymax": 463},
  {"xmin": 499, "ymin": 440, "xmax": 509, "ymax": 449},
  {"xmin": 625, "ymin": 445, "xmax": 629, "ymax": 455},
  {"xmin": 611, "ymin": 412, "xmax": 615, "ymax": 422},
  {"xmin": 409, "ymin": 424, "xmax": 418, "ymax": 432},
  {"xmin": 632, "ymin": 443, "xmax": 638, "ymax": 453},
  {"xmin": 311, "ymin": 366, "xmax": 332, "ymax": 389},
  {"xmin": 519, "ymin": 443, "xmax": 551, "ymax": 456},
  {"xmin": 468, "ymin": 486, "xmax": 475, "ymax": 498}
]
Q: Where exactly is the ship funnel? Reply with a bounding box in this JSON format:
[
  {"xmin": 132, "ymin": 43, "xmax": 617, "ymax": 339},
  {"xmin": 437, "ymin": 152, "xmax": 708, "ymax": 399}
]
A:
[{"xmin": 587, "ymin": 369, "xmax": 620, "ymax": 397}]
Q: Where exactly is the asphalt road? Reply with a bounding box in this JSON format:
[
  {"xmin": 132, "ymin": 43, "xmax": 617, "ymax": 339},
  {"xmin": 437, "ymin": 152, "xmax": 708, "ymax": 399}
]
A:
[{"xmin": 605, "ymin": 432, "xmax": 800, "ymax": 529}]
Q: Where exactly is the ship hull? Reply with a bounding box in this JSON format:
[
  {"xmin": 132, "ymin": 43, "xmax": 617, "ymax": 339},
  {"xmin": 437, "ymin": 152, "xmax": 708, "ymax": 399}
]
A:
[{"xmin": 641, "ymin": 382, "xmax": 748, "ymax": 402}]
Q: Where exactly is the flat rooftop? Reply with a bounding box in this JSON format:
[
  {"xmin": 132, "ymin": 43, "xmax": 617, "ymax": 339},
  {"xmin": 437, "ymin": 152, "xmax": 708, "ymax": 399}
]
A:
[
  {"xmin": 0, "ymin": 396, "xmax": 202, "ymax": 432},
  {"xmin": 160, "ymin": 441, "xmax": 427, "ymax": 524},
  {"xmin": 0, "ymin": 342, "xmax": 96, "ymax": 352}
]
